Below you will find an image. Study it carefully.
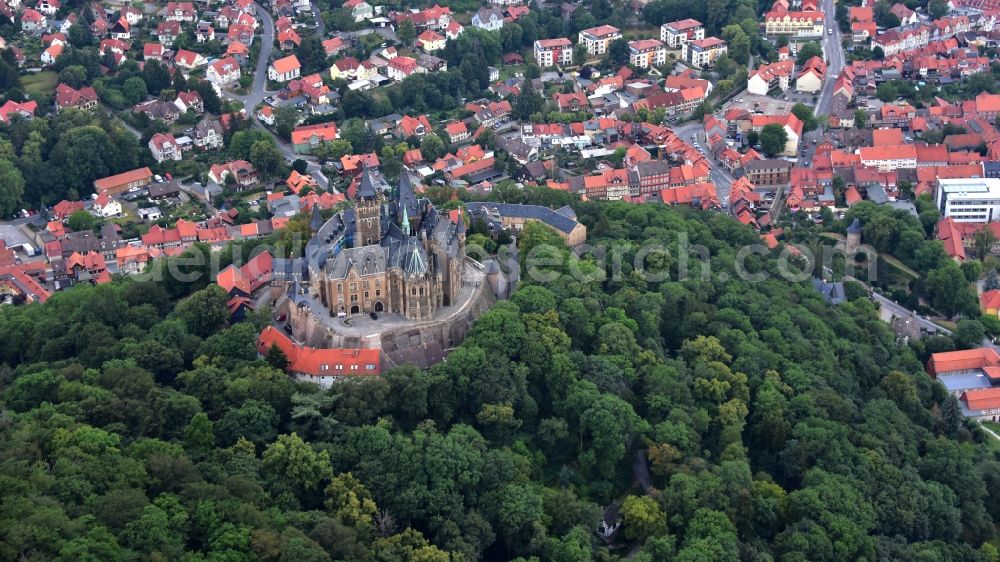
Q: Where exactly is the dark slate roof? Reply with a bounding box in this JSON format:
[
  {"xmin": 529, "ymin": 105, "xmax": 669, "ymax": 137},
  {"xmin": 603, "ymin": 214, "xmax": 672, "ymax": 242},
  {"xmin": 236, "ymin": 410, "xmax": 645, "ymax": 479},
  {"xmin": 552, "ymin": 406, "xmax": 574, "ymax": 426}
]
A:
[
  {"xmin": 465, "ymin": 201, "xmax": 580, "ymax": 235},
  {"xmin": 847, "ymin": 217, "xmax": 862, "ymax": 234},
  {"xmin": 357, "ymin": 168, "xmax": 379, "ymax": 200},
  {"xmin": 310, "ymin": 203, "xmax": 324, "ymax": 230}
]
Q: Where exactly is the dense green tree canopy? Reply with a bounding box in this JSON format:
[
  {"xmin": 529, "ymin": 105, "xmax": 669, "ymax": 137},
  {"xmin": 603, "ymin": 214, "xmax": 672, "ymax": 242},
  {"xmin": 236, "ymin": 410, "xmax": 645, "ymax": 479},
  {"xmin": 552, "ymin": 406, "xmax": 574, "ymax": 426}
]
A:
[{"xmin": 0, "ymin": 199, "xmax": 997, "ymax": 561}]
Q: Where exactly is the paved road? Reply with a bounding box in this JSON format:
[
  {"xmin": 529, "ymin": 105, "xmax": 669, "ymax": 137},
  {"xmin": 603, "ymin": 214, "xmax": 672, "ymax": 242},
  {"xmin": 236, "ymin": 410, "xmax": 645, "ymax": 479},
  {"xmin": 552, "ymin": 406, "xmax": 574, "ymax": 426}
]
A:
[
  {"xmin": 228, "ymin": 2, "xmax": 276, "ymax": 113},
  {"xmin": 310, "ymin": 0, "xmax": 325, "ymax": 35},
  {"xmin": 816, "ymin": 0, "xmax": 846, "ymax": 116}
]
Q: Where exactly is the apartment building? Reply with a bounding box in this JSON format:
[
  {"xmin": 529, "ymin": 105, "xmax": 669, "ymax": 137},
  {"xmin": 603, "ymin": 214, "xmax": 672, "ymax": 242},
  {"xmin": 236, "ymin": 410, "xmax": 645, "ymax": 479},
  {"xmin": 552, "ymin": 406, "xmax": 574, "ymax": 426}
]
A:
[
  {"xmin": 578, "ymin": 25, "xmax": 621, "ymax": 55},
  {"xmin": 628, "ymin": 39, "xmax": 667, "ymax": 68},
  {"xmin": 534, "ymin": 38, "xmax": 573, "ymax": 67}
]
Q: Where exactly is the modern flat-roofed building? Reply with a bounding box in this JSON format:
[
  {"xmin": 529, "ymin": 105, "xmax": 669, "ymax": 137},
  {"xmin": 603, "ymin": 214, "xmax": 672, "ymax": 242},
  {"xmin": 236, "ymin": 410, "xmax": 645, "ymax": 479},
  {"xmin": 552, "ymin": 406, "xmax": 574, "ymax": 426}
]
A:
[
  {"xmin": 935, "ymin": 178, "xmax": 1000, "ymax": 223},
  {"xmin": 682, "ymin": 37, "xmax": 727, "ymax": 68},
  {"xmin": 629, "ymin": 39, "xmax": 667, "ymax": 68},
  {"xmin": 578, "ymin": 25, "xmax": 621, "ymax": 55},
  {"xmin": 661, "ymin": 19, "xmax": 704, "ymax": 48},
  {"xmin": 534, "ymin": 38, "xmax": 573, "ymax": 67}
]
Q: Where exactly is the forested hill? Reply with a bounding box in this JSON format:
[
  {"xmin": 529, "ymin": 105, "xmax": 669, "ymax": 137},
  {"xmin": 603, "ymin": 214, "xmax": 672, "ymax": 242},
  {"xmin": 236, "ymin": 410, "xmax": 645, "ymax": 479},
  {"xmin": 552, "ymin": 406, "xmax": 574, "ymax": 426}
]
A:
[{"xmin": 1, "ymin": 200, "xmax": 999, "ymax": 562}]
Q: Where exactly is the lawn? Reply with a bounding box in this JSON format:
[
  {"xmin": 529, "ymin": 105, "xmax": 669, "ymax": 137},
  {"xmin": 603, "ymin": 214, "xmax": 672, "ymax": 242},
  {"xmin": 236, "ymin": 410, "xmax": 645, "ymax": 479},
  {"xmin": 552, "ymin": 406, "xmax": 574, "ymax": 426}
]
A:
[
  {"xmin": 22, "ymin": 71, "xmax": 58, "ymax": 97},
  {"xmin": 982, "ymin": 422, "xmax": 1000, "ymax": 452}
]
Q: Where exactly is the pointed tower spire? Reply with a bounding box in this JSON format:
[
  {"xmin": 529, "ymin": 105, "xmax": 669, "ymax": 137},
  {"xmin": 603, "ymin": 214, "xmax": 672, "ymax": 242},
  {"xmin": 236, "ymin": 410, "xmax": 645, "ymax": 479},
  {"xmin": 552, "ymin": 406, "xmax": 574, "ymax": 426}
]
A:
[
  {"xmin": 402, "ymin": 203, "xmax": 411, "ymax": 235},
  {"xmin": 357, "ymin": 165, "xmax": 378, "ymax": 200},
  {"xmin": 309, "ymin": 203, "xmax": 324, "ymax": 231}
]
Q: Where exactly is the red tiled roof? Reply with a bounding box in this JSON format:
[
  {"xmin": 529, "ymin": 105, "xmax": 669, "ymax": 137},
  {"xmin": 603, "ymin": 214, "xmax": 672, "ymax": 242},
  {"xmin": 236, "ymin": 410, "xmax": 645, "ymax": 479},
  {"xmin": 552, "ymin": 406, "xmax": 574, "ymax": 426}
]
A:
[
  {"xmin": 257, "ymin": 326, "xmax": 381, "ymax": 377},
  {"xmin": 962, "ymin": 387, "xmax": 1000, "ymax": 411},
  {"xmin": 928, "ymin": 347, "xmax": 1000, "ymax": 376}
]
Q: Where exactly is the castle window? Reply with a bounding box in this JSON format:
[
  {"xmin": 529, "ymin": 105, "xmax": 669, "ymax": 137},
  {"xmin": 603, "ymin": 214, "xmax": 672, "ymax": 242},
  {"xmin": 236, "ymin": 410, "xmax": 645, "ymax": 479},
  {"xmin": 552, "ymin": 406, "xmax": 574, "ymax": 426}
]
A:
[
  {"xmin": 364, "ymin": 291, "xmax": 369, "ymax": 299},
  {"xmin": 363, "ymin": 281, "xmax": 369, "ymax": 289},
  {"xmin": 337, "ymin": 283, "xmax": 342, "ymax": 291},
  {"xmin": 375, "ymin": 290, "xmax": 381, "ymax": 297},
  {"xmin": 419, "ymin": 287, "xmax": 424, "ymax": 296},
  {"xmin": 350, "ymin": 282, "xmax": 357, "ymax": 291},
  {"xmin": 351, "ymin": 294, "xmax": 358, "ymax": 302}
]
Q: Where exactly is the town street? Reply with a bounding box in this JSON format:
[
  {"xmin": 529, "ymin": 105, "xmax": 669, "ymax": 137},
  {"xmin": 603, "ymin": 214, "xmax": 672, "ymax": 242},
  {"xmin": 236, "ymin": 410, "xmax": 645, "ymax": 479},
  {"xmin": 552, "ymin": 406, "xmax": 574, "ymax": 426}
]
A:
[
  {"xmin": 816, "ymin": 0, "xmax": 846, "ymax": 116},
  {"xmin": 673, "ymin": 120, "xmax": 736, "ymax": 206},
  {"xmin": 228, "ymin": 2, "xmax": 276, "ymax": 113}
]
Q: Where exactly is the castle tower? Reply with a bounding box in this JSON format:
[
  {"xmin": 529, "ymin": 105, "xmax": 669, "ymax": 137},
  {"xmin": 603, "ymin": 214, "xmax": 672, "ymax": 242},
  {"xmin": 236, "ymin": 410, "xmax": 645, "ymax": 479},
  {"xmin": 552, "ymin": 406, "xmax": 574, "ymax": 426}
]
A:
[
  {"xmin": 846, "ymin": 217, "xmax": 862, "ymax": 255},
  {"xmin": 354, "ymin": 169, "xmax": 382, "ymax": 248}
]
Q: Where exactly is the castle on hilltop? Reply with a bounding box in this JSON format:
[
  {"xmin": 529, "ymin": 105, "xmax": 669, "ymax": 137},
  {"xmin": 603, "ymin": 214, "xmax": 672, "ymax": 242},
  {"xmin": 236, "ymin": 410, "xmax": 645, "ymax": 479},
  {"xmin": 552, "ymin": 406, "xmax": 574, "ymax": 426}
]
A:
[{"xmin": 301, "ymin": 169, "xmax": 466, "ymax": 321}]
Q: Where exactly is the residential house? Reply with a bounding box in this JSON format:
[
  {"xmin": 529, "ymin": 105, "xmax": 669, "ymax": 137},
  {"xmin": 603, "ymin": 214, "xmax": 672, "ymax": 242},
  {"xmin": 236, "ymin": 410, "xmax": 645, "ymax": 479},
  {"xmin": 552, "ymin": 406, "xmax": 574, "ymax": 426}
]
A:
[
  {"xmin": 661, "ymin": 18, "xmax": 704, "ymax": 48},
  {"xmin": 93, "ymin": 167, "xmax": 153, "ymax": 196},
  {"xmin": 417, "ymin": 29, "xmax": 446, "ymax": 51},
  {"xmin": 553, "ymin": 92, "xmax": 589, "ymax": 112},
  {"xmin": 268, "ymin": 54, "xmax": 301, "ymax": 82},
  {"xmin": 54, "ymin": 83, "xmax": 98, "ymax": 112},
  {"xmin": 322, "ymin": 37, "xmax": 346, "ymax": 57},
  {"xmin": 208, "ymin": 57, "xmax": 242, "ymax": 87},
  {"xmin": 109, "ymin": 16, "xmax": 131, "ymax": 40},
  {"xmin": 891, "ymin": 3, "xmax": 917, "ymax": 25},
  {"xmin": 165, "ymin": 1, "xmax": 196, "ymax": 22},
  {"xmin": 387, "ymin": 55, "xmax": 421, "ymax": 80},
  {"xmin": 0, "ymin": 100, "xmax": 37, "ymax": 123},
  {"xmin": 149, "ymin": 133, "xmax": 182, "ymax": 162},
  {"xmin": 398, "ymin": 114, "xmax": 432, "ymax": 137},
  {"xmin": 330, "ymin": 56, "xmax": 361, "ymax": 80},
  {"xmin": 747, "ymin": 60, "xmax": 795, "ymax": 95},
  {"xmin": 291, "ymin": 123, "xmax": 340, "ymax": 154},
  {"xmin": 473, "ymin": 100, "xmax": 512, "ymax": 127},
  {"xmin": 209, "ymin": 160, "xmax": 259, "ymax": 189},
  {"xmin": 196, "ymin": 23, "xmax": 215, "ymax": 43},
  {"xmin": 156, "ymin": 21, "xmax": 181, "ymax": 46},
  {"xmin": 92, "ymin": 194, "xmax": 122, "ymax": 218},
  {"xmin": 749, "ymin": 113, "xmax": 803, "ymax": 156},
  {"xmin": 134, "ymin": 100, "xmax": 180, "ymax": 123},
  {"xmin": 52, "ymin": 199, "xmax": 85, "ymax": 220},
  {"xmin": 40, "ymin": 44, "xmax": 62, "ymax": 65},
  {"xmin": 20, "ymin": 8, "xmax": 46, "ymax": 32},
  {"xmin": 193, "ymin": 119, "xmax": 225, "ymax": 150},
  {"xmin": 174, "ymin": 90, "xmax": 204, "ymax": 114},
  {"xmin": 744, "ymin": 159, "xmax": 794, "ymax": 188},
  {"xmin": 278, "ymin": 27, "xmax": 301, "ymax": 50},
  {"xmin": 257, "ymin": 105, "xmax": 275, "ymax": 125},
  {"xmin": 578, "ymin": 25, "xmax": 621, "ymax": 55},
  {"xmin": 795, "ymin": 56, "xmax": 826, "ymax": 93},
  {"xmin": 36, "ymin": 0, "xmax": 59, "ymax": 16},
  {"xmin": 174, "ymin": 49, "xmax": 207, "ymax": 70},
  {"xmin": 534, "ymin": 38, "xmax": 573, "ymax": 67},
  {"xmin": 344, "ymin": 0, "xmax": 373, "ymax": 21},
  {"xmin": 445, "ymin": 121, "xmax": 469, "ymax": 143},
  {"xmin": 472, "ymin": 6, "xmax": 504, "ymax": 31},
  {"xmin": 445, "ymin": 20, "xmax": 464, "ymax": 39},
  {"xmin": 858, "ymin": 144, "xmax": 918, "ymax": 171},
  {"xmin": 143, "ymin": 42, "xmax": 167, "ymax": 61}
]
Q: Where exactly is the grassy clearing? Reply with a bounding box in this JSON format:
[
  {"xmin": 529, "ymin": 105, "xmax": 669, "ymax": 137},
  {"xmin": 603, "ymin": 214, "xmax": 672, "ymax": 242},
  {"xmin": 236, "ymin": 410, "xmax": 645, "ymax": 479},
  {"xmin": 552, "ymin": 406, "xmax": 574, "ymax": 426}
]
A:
[{"xmin": 22, "ymin": 71, "xmax": 57, "ymax": 97}]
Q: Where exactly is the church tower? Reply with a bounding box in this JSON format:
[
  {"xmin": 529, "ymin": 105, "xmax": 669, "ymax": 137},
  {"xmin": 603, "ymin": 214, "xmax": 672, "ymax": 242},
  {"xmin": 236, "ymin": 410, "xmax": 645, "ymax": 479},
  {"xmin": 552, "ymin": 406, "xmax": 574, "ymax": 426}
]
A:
[{"xmin": 354, "ymin": 169, "xmax": 382, "ymax": 248}]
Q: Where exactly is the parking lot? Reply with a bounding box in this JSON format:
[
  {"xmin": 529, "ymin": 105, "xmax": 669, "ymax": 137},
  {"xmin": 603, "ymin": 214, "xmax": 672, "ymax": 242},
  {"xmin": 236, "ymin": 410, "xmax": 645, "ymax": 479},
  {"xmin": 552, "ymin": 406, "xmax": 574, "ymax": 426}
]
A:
[{"xmin": 720, "ymin": 90, "xmax": 820, "ymax": 115}]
